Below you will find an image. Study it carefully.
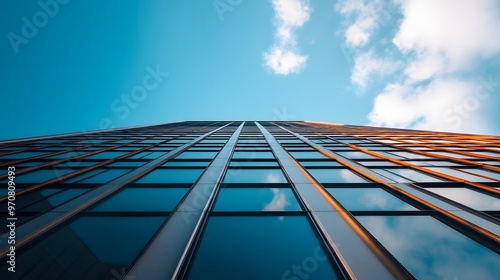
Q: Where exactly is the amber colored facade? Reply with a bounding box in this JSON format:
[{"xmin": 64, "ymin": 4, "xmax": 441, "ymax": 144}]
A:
[{"xmin": 0, "ymin": 121, "xmax": 499, "ymax": 280}]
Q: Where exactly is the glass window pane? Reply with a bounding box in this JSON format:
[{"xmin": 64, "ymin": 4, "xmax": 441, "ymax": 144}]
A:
[
  {"xmin": 108, "ymin": 161, "xmax": 146, "ymax": 167},
  {"xmin": 136, "ymin": 168, "xmax": 204, "ymax": 183},
  {"xmin": 337, "ymin": 151, "xmax": 376, "ymax": 159},
  {"xmin": 327, "ymin": 188, "xmax": 416, "ymax": 211},
  {"xmin": 84, "ymin": 151, "xmax": 127, "ymax": 159},
  {"xmin": 357, "ymin": 216, "xmax": 500, "ymax": 279},
  {"xmin": 0, "ymin": 216, "xmax": 165, "ymax": 279},
  {"xmin": 427, "ymin": 167, "xmax": 495, "ymax": 182},
  {"xmin": 232, "ymin": 151, "xmax": 275, "ymax": 159},
  {"xmin": 214, "ymin": 188, "xmax": 301, "ymax": 211},
  {"xmin": 13, "ymin": 169, "xmax": 76, "ymax": 184},
  {"xmin": 425, "ymin": 188, "xmax": 500, "ymax": 211},
  {"xmin": 175, "ymin": 151, "xmax": 219, "ymax": 159},
  {"xmin": 188, "ymin": 216, "xmax": 339, "ymax": 280},
  {"xmin": 289, "ymin": 151, "xmax": 328, "ymax": 159},
  {"xmin": 358, "ymin": 161, "xmax": 396, "ymax": 167},
  {"xmin": 223, "ymin": 169, "xmax": 287, "ymax": 183},
  {"xmin": 229, "ymin": 161, "xmax": 279, "ymax": 167},
  {"xmin": 0, "ymin": 151, "xmax": 48, "ymax": 159},
  {"xmin": 307, "ymin": 169, "xmax": 369, "ymax": 183},
  {"xmin": 21, "ymin": 189, "xmax": 90, "ymax": 212},
  {"xmin": 163, "ymin": 161, "xmax": 211, "ymax": 167},
  {"xmin": 459, "ymin": 168, "xmax": 500, "ymax": 180},
  {"xmin": 376, "ymin": 168, "xmax": 445, "ymax": 183},
  {"xmin": 92, "ymin": 188, "xmax": 188, "ymax": 212},
  {"xmin": 299, "ymin": 161, "xmax": 341, "ymax": 167}
]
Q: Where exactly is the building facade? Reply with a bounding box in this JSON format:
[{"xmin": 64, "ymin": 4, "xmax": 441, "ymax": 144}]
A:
[{"xmin": 1, "ymin": 121, "xmax": 499, "ymax": 280}]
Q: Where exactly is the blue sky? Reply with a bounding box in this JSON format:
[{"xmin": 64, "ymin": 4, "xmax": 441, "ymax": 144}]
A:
[{"xmin": 1, "ymin": 0, "xmax": 500, "ymax": 140}]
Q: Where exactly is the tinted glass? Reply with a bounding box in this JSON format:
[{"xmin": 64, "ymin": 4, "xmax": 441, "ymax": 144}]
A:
[
  {"xmin": 136, "ymin": 169, "xmax": 204, "ymax": 183},
  {"xmin": 188, "ymin": 216, "xmax": 338, "ymax": 280},
  {"xmin": 307, "ymin": 169, "xmax": 368, "ymax": 183},
  {"xmin": 232, "ymin": 151, "xmax": 275, "ymax": 159},
  {"xmin": 357, "ymin": 216, "xmax": 500, "ymax": 279},
  {"xmin": 375, "ymin": 168, "xmax": 445, "ymax": 183},
  {"xmin": 327, "ymin": 188, "xmax": 416, "ymax": 211},
  {"xmin": 92, "ymin": 188, "xmax": 188, "ymax": 212},
  {"xmin": 0, "ymin": 216, "xmax": 165, "ymax": 280},
  {"xmin": 214, "ymin": 188, "xmax": 301, "ymax": 211},
  {"xmin": 289, "ymin": 152, "xmax": 328, "ymax": 159},
  {"xmin": 425, "ymin": 188, "xmax": 500, "ymax": 211},
  {"xmin": 223, "ymin": 169, "xmax": 287, "ymax": 183}
]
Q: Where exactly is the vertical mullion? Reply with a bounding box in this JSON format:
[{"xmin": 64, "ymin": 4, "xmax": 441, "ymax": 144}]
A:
[
  {"xmin": 255, "ymin": 122, "xmax": 408, "ymax": 280},
  {"xmin": 126, "ymin": 122, "xmax": 244, "ymax": 280}
]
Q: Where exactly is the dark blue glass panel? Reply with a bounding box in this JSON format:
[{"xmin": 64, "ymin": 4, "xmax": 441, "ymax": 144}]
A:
[
  {"xmin": 92, "ymin": 188, "xmax": 188, "ymax": 212},
  {"xmin": 188, "ymin": 216, "xmax": 338, "ymax": 280},
  {"xmin": 327, "ymin": 188, "xmax": 416, "ymax": 211},
  {"xmin": 357, "ymin": 216, "xmax": 500, "ymax": 279},
  {"xmin": 13, "ymin": 169, "xmax": 76, "ymax": 183},
  {"xmin": 214, "ymin": 188, "xmax": 301, "ymax": 211},
  {"xmin": 0, "ymin": 216, "xmax": 165, "ymax": 280},
  {"xmin": 21, "ymin": 189, "xmax": 90, "ymax": 212},
  {"xmin": 232, "ymin": 151, "xmax": 275, "ymax": 159},
  {"xmin": 223, "ymin": 169, "xmax": 287, "ymax": 183},
  {"xmin": 307, "ymin": 169, "xmax": 369, "ymax": 183},
  {"xmin": 136, "ymin": 169, "xmax": 204, "ymax": 183},
  {"xmin": 84, "ymin": 151, "xmax": 128, "ymax": 159}
]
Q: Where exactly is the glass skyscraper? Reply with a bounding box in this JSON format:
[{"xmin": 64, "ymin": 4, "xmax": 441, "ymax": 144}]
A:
[{"xmin": 1, "ymin": 121, "xmax": 499, "ymax": 279}]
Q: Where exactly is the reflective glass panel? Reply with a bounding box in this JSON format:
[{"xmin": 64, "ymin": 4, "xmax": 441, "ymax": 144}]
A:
[
  {"xmin": 214, "ymin": 188, "xmax": 301, "ymax": 211},
  {"xmin": 232, "ymin": 151, "xmax": 274, "ymax": 159},
  {"xmin": 425, "ymin": 188, "xmax": 500, "ymax": 211},
  {"xmin": 188, "ymin": 216, "xmax": 338, "ymax": 280},
  {"xmin": 92, "ymin": 188, "xmax": 188, "ymax": 212},
  {"xmin": 358, "ymin": 161, "xmax": 396, "ymax": 167},
  {"xmin": 20, "ymin": 189, "xmax": 90, "ymax": 212},
  {"xmin": 289, "ymin": 151, "xmax": 328, "ymax": 159},
  {"xmin": 307, "ymin": 169, "xmax": 368, "ymax": 183},
  {"xmin": 229, "ymin": 161, "xmax": 279, "ymax": 167},
  {"xmin": 0, "ymin": 216, "xmax": 165, "ymax": 280},
  {"xmin": 299, "ymin": 161, "xmax": 341, "ymax": 167},
  {"xmin": 459, "ymin": 168, "xmax": 500, "ymax": 180},
  {"xmin": 163, "ymin": 161, "xmax": 211, "ymax": 167},
  {"xmin": 327, "ymin": 188, "xmax": 416, "ymax": 211},
  {"xmin": 223, "ymin": 169, "xmax": 287, "ymax": 183},
  {"xmin": 136, "ymin": 168, "xmax": 204, "ymax": 183},
  {"xmin": 77, "ymin": 169, "xmax": 130, "ymax": 184},
  {"xmin": 357, "ymin": 216, "xmax": 500, "ymax": 279},
  {"xmin": 337, "ymin": 151, "xmax": 376, "ymax": 159},
  {"xmin": 427, "ymin": 167, "xmax": 495, "ymax": 182},
  {"xmin": 175, "ymin": 151, "xmax": 219, "ymax": 159},
  {"xmin": 84, "ymin": 151, "xmax": 127, "ymax": 159},
  {"xmin": 375, "ymin": 168, "xmax": 445, "ymax": 183},
  {"xmin": 14, "ymin": 169, "xmax": 76, "ymax": 183}
]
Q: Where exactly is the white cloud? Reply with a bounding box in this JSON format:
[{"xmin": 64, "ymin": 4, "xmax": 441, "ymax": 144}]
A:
[
  {"xmin": 335, "ymin": 0, "xmax": 500, "ymax": 134},
  {"xmin": 336, "ymin": 0, "xmax": 383, "ymax": 47},
  {"xmin": 368, "ymin": 79, "xmax": 493, "ymax": 134},
  {"xmin": 264, "ymin": 0, "xmax": 311, "ymax": 75},
  {"xmin": 351, "ymin": 51, "xmax": 399, "ymax": 87},
  {"xmin": 393, "ymin": 0, "xmax": 500, "ymax": 68},
  {"xmin": 263, "ymin": 188, "xmax": 290, "ymax": 211}
]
